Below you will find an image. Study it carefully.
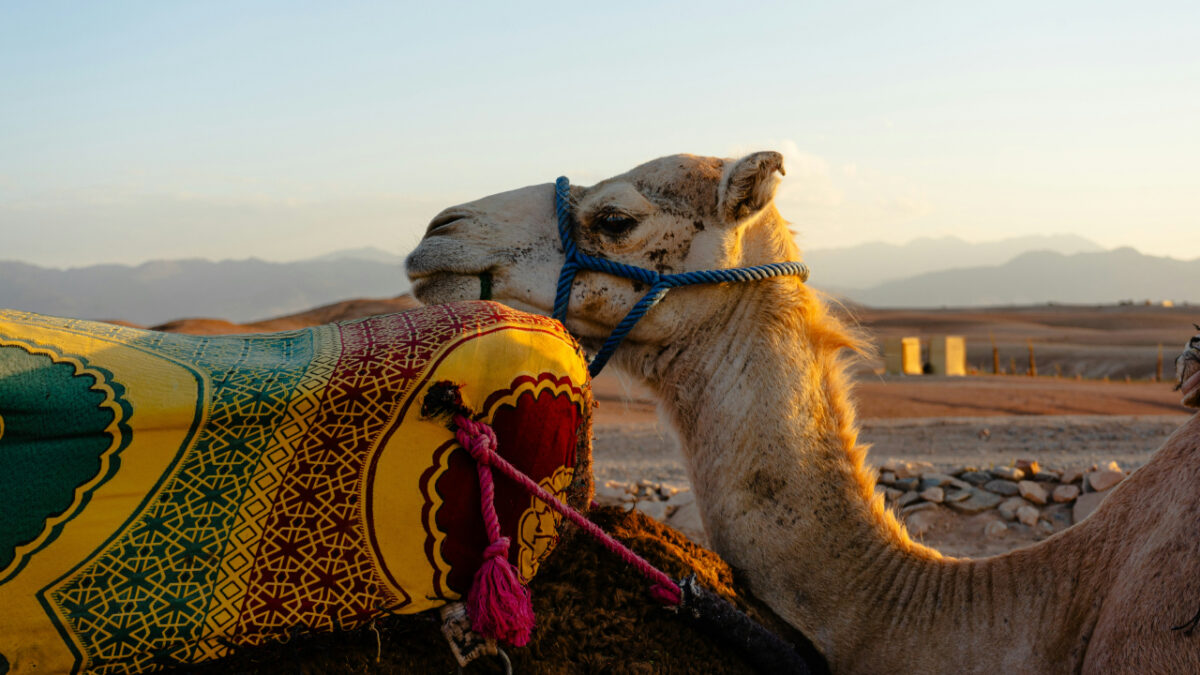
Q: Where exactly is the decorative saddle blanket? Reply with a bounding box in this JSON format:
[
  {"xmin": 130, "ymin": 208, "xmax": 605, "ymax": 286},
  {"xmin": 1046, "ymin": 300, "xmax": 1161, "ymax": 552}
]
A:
[{"xmin": 0, "ymin": 301, "xmax": 593, "ymax": 675}]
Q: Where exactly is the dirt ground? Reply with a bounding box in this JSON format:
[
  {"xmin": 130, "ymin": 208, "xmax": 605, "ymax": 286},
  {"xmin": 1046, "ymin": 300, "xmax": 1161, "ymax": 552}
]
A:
[{"xmin": 589, "ymin": 371, "xmax": 1191, "ymax": 476}]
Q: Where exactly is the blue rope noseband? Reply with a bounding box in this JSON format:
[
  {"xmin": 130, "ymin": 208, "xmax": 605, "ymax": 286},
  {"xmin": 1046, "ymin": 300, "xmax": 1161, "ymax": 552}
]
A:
[{"xmin": 551, "ymin": 176, "xmax": 810, "ymax": 377}]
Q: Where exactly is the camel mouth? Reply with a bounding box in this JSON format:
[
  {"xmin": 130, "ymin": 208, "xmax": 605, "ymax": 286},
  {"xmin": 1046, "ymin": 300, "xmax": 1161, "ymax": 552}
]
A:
[{"xmin": 410, "ymin": 271, "xmax": 490, "ymax": 306}]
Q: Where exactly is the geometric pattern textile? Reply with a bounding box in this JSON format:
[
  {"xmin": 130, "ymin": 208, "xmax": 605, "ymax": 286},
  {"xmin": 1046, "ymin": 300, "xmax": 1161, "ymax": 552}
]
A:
[{"xmin": 0, "ymin": 301, "xmax": 593, "ymax": 675}]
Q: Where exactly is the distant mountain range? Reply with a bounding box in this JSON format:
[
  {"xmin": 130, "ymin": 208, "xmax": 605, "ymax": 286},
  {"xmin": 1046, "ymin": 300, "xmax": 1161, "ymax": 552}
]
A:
[
  {"xmin": 4, "ymin": 240, "xmax": 1198, "ymax": 322},
  {"xmin": 0, "ymin": 248, "xmax": 410, "ymax": 325},
  {"xmin": 840, "ymin": 247, "xmax": 1200, "ymax": 307},
  {"xmin": 804, "ymin": 234, "xmax": 1104, "ymax": 290}
]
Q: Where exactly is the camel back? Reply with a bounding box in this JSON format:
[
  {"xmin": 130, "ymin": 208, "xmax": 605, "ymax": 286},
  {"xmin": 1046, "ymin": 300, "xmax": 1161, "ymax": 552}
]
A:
[{"xmin": 0, "ymin": 301, "xmax": 593, "ymax": 675}]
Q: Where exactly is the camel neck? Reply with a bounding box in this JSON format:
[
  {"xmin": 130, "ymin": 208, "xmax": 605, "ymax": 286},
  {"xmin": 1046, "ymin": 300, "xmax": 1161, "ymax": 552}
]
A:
[{"xmin": 621, "ymin": 284, "xmax": 1109, "ymax": 672}]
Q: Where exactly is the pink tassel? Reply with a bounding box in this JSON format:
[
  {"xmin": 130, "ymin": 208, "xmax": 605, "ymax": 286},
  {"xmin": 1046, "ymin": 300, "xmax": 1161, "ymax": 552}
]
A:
[{"xmin": 468, "ymin": 538, "xmax": 535, "ymax": 646}]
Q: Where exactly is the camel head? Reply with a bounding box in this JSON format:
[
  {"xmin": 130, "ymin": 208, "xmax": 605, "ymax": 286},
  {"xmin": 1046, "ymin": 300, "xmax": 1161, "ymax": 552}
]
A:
[
  {"xmin": 405, "ymin": 152, "xmax": 798, "ymax": 358},
  {"xmin": 1177, "ymin": 326, "xmax": 1200, "ymax": 408}
]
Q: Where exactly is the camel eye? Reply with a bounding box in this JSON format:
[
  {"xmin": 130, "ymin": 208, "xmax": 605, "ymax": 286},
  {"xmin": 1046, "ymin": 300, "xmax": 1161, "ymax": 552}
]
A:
[{"xmin": 593, "ymin": 211, "xmax": 638, "ymax": 237}]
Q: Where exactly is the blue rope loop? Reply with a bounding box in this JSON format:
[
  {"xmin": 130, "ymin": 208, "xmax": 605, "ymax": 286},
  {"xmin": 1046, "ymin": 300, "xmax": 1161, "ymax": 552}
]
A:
[{"xmin": 552, "ymin": 176, "xmax": 810, "ymax": 377}]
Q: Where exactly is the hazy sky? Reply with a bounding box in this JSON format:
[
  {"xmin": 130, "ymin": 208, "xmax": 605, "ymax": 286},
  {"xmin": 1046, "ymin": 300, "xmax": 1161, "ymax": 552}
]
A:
[{"xmin": 2, "ymin": 1, "xmax": 1197, "ymax": 268}]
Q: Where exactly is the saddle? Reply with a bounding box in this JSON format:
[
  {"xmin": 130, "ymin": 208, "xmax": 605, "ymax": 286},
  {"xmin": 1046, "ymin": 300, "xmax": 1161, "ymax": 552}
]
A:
[{"xmin": 0, "ymin": 301, "xmax": 592, "ymax": 675}]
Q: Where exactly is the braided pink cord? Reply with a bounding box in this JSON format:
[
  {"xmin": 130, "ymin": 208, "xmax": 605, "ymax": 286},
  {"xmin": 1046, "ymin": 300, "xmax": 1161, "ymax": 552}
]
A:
[
  {"xmin": 453, "ymin": 415, "xmax": 683, "ymax": 606},
  {"xmin": 454, "ymin": 417, "xmax": 510, "ymax": 560}
]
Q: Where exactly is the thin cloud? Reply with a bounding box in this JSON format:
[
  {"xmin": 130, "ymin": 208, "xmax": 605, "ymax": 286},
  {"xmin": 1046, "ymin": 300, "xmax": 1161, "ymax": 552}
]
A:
[{"xmin": 727, "ymin": 140, "xmax": 934, "ymax": 250}]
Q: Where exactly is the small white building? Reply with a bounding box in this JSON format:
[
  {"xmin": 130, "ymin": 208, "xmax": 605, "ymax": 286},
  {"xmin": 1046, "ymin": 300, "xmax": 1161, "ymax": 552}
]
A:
[
  {"xmin": 883, "ymin": 335, "xmax": 966, "ymax": 376},
  {"xmin": 929, "ymin": 336, "xmax": 966, "ymax": 376},
  {"xmin": 883, "ymin": 337, "xmax": 923, "ymax": 375}
]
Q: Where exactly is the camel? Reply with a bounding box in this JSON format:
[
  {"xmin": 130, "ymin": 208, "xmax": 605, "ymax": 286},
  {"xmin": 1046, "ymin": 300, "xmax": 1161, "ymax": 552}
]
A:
[{"xmin": 405, "ymin": 152, "xmax": 1200, "ymax": 673}]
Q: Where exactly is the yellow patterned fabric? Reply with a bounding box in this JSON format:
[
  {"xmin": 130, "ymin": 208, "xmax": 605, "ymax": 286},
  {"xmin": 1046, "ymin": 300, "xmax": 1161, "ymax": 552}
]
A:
[{"xmin": 0, "ymin": 301, "xmax": 592, "ymax": 675}]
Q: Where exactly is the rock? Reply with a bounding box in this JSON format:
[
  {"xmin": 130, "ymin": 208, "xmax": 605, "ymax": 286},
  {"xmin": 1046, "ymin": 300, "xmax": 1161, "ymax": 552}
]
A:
[
  {"xmin": 919, "ymin": 473, "xmax": 955, "ymax": 490},
  {"xmin": 595, "ymin": 481, "xmax": 630, "ymax": 505},
  {"xmin": 1088, "ymin": 469, "xmax": 1124, "ymax": 492},
  {"xmin": 666, "ymin": 489, "xmax": 695, "ymax": 508},
  {"xmin": 658, "ymin": 482, "xmax": 686, "ymax": 497},
  {"xmin": 985, "ymin": 521, "xmax": 1008, "ymax": 538},
  {"xmin": 1052, "ymin": 484, "xmax": 1080, "ymax": 503},
  {"xmin": 879, "ymin": 471, "xmax": 897, "ymax": 486},
  {"xmin": 893, "ymin": 477, "xmax": 920, "ymax": 492},
  {"xmin": 982, "ymin": 480, "xmax": 1021, "ymax": 497},
  {"xmin": 919, "ymin": 473, "xmax": 974, "ymax": 491},
  {"xmin": 902, "ymin": 501, "xmax": 938, "ymax": 515},
  {"xmin": 1017, "ymin": 480, "xmax": 1048, "ymax": 505},
  {"xmin": 958, "ymin": 471, "xmax": 992, "ymax": 486},
  {"xmin": 1016, "ymin": 505, "xmax": 1040, "ymax": 526},
  {"xmin": 912, "ymin": 460, "xmax": 936, "ymax": 475},
  {"xmin": 885, "ymin": 488, "xmax": 904, "ymax": 502},
  {"xmin": 897, "ymin": 491, "xmax": 921, "ymax": 508},
  {"xmin": 883, "ymin": 459, "xmax": 932, "ymax": 479},
  {"xmin": 1032, "ymin": 469, "xmax": 1062, "ymax": 483},
  {"xmin": 666, "ymin": 501, "xmax": 708, "ymax": 546},
  {"xmin": 1015, "ymin": 458, "xmax": 1040, "ymax": 475},
  {"xmin": 1073, "ymin": 491, "xmax": 1108, "ymax": 524},
  {"xmin": 1040, "ymin": 503, "xmax": 1073, "ymax": 530},
  {"xmin": 920, "ymin": 486, "xmax": 945, "ymax": 503},
  {"xmin": 636, "ymin": 480, "xmax": 662, "ymax": 498},
  {"xmin": 990, "ymin": 466, "xmax": 1025, "ymax": 481},
  {"xmin": 905, "ymin": 510, "xmax": 939, "ymax": 537},
  {"xmin": 1037, "ymin": 520, "xmax": 1056, "ymax": 535},
  {"xmin": 997, "ymin": 497, "xmax": 1030, "ymax": 521},
  {"xmin": 636, "ymin": 499, "xmax": 668, "ymax": 521},
  {"xmin": 1060, "ymin": 467, "xmax": 1087, "ymax": 485},
  {"xmin": 944, "ymin": 488, "xmax": 971, "ymax": 503},
  {"xmin": 945, "ymin": 487, "xmax": 1003, "ymax": 514}
]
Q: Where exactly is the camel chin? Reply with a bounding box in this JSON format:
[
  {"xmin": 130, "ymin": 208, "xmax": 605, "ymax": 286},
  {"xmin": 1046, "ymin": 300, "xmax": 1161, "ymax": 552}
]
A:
[{"xmin": 410, "ymin": 272, "xmax": 486, "ymax": 306}]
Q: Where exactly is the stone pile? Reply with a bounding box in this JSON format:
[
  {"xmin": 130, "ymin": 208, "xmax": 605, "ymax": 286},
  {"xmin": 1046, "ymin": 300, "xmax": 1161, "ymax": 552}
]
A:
[
  {"xmin": 876, "ymin": 458, "xmax": 1128, "ymax": 538},
  {"xmin": 595, "ymin": 459, "xmax": 1130, "ymax": 547},
  {"xmin": 594, "ymin": 478, "xmax": 706, "ymax": 544}
]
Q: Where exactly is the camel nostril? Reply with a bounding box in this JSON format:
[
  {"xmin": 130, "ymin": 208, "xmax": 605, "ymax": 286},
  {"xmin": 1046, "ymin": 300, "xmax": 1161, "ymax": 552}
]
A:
[{"xmin": 426, "ymin": 212, "xmax": 468, "ymax": 236}]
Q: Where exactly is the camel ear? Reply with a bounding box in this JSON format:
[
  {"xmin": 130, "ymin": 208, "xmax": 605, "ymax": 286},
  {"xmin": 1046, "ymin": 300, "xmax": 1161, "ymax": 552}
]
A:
[{"xmin": 719, "ymin": 151, "xmax": 785, "ymax": 223}]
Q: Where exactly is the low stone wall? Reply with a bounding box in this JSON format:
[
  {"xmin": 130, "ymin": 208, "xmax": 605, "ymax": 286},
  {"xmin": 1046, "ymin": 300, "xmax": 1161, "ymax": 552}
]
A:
[
  {"xmin": 876, "ymin": 458, "xmax": 1126, "ymax": 539},
  {"xmin": 594, "ymin": 458, "xmax": 1131, "ymax": 552}
]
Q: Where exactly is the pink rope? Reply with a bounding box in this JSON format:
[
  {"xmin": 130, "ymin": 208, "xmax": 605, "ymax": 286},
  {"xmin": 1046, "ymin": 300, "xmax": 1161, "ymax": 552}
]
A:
[
  {"xmin": 453, "ymin": 415, "xmax": 683, "ymax": 606},
  {"xmin": 455, "ymin": 419, "xmax": 506, "ymax": 549},
  {"xmin": 455, "ymin": 416, "xmax": 535, "ymax": 645}
]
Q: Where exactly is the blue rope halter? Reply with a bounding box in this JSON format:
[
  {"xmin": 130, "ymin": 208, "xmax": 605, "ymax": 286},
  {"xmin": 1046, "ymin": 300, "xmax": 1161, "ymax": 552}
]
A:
[{"xmin": 551, "ymin": 176, "xmax": 810, "ymax": 377}]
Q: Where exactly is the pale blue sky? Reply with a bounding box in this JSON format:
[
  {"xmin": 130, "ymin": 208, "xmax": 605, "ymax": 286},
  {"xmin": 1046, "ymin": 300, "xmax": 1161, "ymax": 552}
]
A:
[{"xmin": 2, "ymin": 1, "xmax": 1197, "ymax": 267}]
